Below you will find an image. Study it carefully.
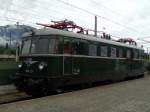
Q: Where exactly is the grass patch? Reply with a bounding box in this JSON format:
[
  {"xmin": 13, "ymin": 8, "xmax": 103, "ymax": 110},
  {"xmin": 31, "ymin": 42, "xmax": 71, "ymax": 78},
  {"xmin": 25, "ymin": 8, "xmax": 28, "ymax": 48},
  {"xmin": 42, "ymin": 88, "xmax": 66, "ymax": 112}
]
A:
[{"xmin": 0, "ymin": 61, "xmax": 17, "ymax": 85}]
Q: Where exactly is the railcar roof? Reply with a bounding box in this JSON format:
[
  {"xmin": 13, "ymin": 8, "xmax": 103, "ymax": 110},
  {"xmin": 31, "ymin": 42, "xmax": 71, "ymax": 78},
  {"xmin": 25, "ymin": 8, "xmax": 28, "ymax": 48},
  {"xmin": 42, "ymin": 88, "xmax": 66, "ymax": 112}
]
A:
[{"xmin": 23, "ymin": 28, "xmax": 143, "ymax": 50}]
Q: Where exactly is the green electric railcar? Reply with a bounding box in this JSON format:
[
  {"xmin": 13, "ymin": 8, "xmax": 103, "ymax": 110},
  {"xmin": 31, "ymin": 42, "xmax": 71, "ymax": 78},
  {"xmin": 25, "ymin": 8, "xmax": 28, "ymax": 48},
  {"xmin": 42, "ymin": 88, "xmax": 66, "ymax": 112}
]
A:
[{"xmin": 13, "ymin": 28, "xmax": 145, "ymax": 96}]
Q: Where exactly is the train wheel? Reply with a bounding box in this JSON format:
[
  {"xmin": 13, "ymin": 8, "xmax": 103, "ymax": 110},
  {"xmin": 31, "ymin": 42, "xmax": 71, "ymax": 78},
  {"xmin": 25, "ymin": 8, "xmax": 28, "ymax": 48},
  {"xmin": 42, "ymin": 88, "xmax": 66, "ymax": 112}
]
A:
[{"xmin": 40, "ymin": 87, "xmax": 49, "ymax": 96}]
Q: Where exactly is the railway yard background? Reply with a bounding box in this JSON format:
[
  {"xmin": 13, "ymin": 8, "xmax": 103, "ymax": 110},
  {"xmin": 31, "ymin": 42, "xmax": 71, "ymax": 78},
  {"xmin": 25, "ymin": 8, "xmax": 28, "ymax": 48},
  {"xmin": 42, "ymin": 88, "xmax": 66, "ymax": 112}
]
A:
[{"xmin": 0, "ymin": 73, "xmax": 150, "ymax": 112}]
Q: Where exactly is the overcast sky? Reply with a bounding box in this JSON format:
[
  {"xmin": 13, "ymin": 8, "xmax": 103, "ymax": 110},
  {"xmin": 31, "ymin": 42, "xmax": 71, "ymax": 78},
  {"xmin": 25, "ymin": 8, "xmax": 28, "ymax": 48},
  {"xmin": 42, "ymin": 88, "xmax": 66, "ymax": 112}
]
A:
[{"xmin": 0, "ymin": 0, "xmax": 150, "ymax": 48}]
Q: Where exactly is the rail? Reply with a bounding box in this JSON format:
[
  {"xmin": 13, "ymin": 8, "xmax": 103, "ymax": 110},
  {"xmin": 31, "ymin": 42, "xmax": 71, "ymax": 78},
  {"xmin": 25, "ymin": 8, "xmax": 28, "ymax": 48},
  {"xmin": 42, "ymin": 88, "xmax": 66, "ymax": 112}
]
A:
[{"xmin": 0, "ymin": 92, "xmax": 31, "ymax": 105}]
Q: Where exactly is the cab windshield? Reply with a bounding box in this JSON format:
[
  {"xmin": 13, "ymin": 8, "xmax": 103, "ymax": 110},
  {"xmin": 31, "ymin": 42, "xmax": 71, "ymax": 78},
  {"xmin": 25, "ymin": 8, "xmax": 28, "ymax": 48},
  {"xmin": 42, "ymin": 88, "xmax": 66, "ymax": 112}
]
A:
[{"xmin": 21, "ymin": 36, "xmax": 60, "ymax": 54}]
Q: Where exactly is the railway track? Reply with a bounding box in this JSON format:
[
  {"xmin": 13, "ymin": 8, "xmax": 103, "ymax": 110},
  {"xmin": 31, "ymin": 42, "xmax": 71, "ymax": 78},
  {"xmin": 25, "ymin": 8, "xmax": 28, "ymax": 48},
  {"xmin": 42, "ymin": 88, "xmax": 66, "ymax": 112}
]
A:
[
  {"xmin": 0, "ymin": 74, "xmax": 145, "ymax": 105},
  {"xmin": 0, "ymin": 92, "xmax": 31, "ymax": 105}
]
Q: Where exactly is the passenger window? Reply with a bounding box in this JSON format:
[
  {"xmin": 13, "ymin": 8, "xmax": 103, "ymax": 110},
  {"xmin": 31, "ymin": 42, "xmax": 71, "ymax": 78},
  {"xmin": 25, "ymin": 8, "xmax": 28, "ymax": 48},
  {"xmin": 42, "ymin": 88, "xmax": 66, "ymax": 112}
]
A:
[
  {"xmin": 139, "ymin": 50, "xmax": 144, "ymax": 59},
  {"xmin": 126, "ymin": 50, "xmax": 131, "ymax": 58},
  {"xmin": 133, "ymin": 50, "xmax": 138, "ymax": 59},
  {"xmin": 119, "ymin": 49, "xmax": 123, "ymax": 58},
  {"xmin": 72, "ymin": 39, "xmax": 88, "ymax": 55},
  {"xmin": 89, "ymin": 44, "xmax": 97, "ymax": 56},
  {"xmin": 111, "ymin": 47, "xmax": 116, "ymax": 57},
  {"xmin": 101, "ymin": 46, "xmax": 108, "ymax": 57},
  {"xmin": 64, "ymin": 38, "xmax": 72, "ymax": 54}
]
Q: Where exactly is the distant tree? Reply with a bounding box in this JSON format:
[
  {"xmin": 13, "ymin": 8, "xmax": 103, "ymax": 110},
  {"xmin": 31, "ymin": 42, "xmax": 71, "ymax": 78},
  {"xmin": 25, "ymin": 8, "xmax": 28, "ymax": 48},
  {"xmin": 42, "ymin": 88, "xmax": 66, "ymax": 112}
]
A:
[
  {"xmin": 3, "ymin": 48, "xmax": 15, "ymax": 55},
  {"xmin": 0, "ymin": 45, "xmax": 15, "ymax": 55}
]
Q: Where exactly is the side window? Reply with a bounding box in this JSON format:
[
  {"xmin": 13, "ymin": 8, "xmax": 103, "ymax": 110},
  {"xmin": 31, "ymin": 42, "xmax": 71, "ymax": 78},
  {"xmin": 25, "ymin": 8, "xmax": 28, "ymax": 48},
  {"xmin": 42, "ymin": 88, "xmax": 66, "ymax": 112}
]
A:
[
  {"xmin": 119, "ymin": 49, "xmax": 123, "ymax": 58},
  {"xmin": 111, "ymin": 47, "xmax": 116, "ymax": 57},
  {"xmin": 63, "ymin": 38, "xmax": 72, "ymax": 54},
  {"xmin": 126, "ymin": 49, "xmax": 131, "ymax": 58},
  {"xmin": 89, "ymin": 44, "xmax": 97, "ymax": 56},
  {"xmin": 31, "ymin": 38, "xmax": 50, "ymax": 54},
  {"xmin": 49, "ymin": 38, "xmax": 59, "ymax": 54},
  {"xmin": 72, "ymin": 39, "xmax": 88, "ymax": 55},
  {"xmin": 139, "ymin": 50, "xmax": 144, "ymax": 59},
  {"xmin": 101, "ymin": 46, "xmax": 108, "ymax": 57},
  {"xmin": 133, "ymin": 50, "xmax": 138, "ymax": 59}
]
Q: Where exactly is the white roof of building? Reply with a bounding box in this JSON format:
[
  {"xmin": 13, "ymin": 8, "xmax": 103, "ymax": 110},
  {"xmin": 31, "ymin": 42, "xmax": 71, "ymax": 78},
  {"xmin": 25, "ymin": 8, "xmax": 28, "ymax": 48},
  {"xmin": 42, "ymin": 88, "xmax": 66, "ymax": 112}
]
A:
[{"xmin": 22, "ymin": 28, "xmax": 143, "ymax": 50}]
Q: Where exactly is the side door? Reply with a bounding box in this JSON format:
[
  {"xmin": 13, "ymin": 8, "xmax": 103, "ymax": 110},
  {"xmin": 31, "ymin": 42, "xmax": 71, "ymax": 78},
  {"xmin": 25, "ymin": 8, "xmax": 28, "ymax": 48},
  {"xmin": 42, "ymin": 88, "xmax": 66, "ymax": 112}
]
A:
[
  {"xmin": 63, "ymin": 37, "xmax": 72, "ymax": 75},
  {"xmin": 126, "ymin": 48, "xmax": 133, "ymax": 76}
]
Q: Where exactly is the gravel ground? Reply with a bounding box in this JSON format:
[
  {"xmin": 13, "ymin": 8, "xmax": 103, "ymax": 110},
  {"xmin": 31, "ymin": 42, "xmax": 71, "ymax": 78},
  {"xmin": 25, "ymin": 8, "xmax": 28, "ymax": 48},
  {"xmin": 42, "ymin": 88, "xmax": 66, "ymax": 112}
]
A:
[{"xmin": 0, "ymin": 75, "xmax": 150, "ymax": 112}]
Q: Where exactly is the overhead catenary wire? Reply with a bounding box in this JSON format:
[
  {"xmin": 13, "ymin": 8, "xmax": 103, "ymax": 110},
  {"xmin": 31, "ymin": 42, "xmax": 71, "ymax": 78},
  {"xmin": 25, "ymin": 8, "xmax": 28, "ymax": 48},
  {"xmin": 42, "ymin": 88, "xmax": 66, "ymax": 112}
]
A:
[
  {"xmin": 24, "ymin": 0, "xmax": 146, "ymax": 33},
  {"xmin": 0, "ymin": 15, "xmax": 39, "ymax": 28},
  {"xmin": 2, "ymin": 0, "xmax": 142, "ymax": 35},
  {"xmin": 6, "ymin": 3, "xmax": 96, "ymax": 33},
  {"xmin": 0, "ymin": 0, "xmax": 149, "ymax": 43},
  {"xmin": 137, "ymin": 38, "xmax": 150, "ymax": 43},
  {"xmin": 90, "ymin": 0, "xmax": 127, "ymax": 19},
  {"xmin": 1, "ymin": 4, "xmax": 136, "ymax": 41},
  {"xmin": 55, "ymin": 0, "xmax": 144, "ymax": 35},
  {"xmin": 0, "ymin": 0, "xmax": 147, "ymax": 36},
  {"xmin": 10, "ymin": 2, "xmax": 92, "ymax": 27}
]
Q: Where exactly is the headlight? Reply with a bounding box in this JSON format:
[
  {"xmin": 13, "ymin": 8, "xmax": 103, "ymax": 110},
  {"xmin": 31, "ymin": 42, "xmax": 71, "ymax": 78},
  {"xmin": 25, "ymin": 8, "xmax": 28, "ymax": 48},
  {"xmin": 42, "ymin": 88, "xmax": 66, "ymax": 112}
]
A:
[
  {"xmin": 38, "ymin": 64, "xmax": 44, "ymax": 70},
  {"xmin": 18, "ymin": 64, "xmax": 22, "ymax": 68},
  {"xmin": 38, "ymin": 62, "xmax": 47, "ymax": 70}
]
